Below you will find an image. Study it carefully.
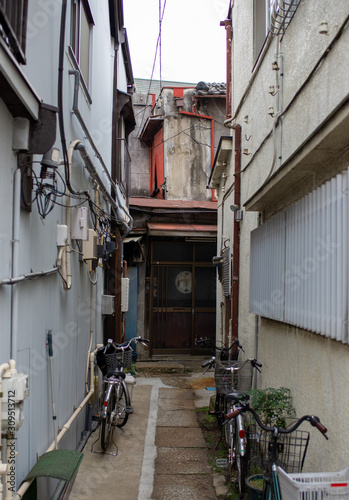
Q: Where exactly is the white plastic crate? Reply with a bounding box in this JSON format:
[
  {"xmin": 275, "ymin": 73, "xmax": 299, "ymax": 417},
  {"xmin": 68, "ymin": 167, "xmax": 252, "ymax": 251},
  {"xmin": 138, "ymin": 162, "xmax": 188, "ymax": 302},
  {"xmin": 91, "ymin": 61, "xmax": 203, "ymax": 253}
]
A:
[{"xmin": 277, "ymin": 466, "xmax": 349, "ymax": 499}]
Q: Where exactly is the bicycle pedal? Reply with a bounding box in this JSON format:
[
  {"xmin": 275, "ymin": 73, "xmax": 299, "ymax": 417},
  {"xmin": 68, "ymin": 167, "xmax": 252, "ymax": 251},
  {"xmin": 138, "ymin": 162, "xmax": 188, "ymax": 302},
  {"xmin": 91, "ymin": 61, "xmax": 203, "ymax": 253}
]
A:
[
  {"xmin": 91, "ymin": 414, "xmax": 100, "ymax": 421},
  {"xmin": 126, "ymin": 407, "xmax": 134, "ymax": 414}
]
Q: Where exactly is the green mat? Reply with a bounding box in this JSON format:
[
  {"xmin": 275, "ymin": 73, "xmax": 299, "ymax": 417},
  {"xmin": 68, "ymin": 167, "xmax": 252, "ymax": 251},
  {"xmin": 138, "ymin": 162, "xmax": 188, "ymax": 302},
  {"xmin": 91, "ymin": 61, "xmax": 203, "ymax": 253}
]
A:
[{"xmin": 24, "ymin": 449, "xmax": 83, "ymax": 483}]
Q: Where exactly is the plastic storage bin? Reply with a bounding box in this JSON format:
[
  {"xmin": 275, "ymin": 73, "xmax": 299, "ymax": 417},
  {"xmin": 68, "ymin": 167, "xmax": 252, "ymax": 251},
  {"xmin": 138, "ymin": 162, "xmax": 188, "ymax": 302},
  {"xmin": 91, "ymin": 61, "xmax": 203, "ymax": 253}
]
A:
[{"xmin": 277, "ymin": 466, "xmax": 349, "ymax": 499}]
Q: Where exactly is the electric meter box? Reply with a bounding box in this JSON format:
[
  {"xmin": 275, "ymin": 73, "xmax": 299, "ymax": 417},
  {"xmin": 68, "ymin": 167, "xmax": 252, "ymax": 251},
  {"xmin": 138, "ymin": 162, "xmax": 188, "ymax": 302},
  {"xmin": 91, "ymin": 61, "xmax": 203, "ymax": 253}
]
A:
[
  {"xmin": 1, "ymin": 373, "xmax": 29, "ymax": 432},
  {"xmin": 71, "ymin": 206, "xmax": 88, "ymax": 240},
  {"xmin": 82, "ymin": 229, "xmax": 97, "ymax": 261},
  {"xmin": 121, "ymin": 277, "xmax": 129, "ymax": 312}
]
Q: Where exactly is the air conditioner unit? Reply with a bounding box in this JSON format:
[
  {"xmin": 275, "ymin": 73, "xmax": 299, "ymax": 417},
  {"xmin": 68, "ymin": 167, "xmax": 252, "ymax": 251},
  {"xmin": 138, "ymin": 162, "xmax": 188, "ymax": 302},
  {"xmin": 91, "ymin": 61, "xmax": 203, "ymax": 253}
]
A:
[{"xmin": 269, "ymin": 0, "xmax": 300, "ymax": 36}]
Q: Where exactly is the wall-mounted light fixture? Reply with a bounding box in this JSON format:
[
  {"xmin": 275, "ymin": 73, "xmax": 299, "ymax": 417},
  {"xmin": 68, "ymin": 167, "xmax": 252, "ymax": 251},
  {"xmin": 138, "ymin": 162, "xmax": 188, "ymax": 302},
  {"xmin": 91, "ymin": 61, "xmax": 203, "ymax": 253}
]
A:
[
  {"xmin": 230, "ymin": 204, "xmax": 243, "ymax": 222},
  {"xmin": 40, "ymin": 147, "xmax": 60, "ymax": 178}
]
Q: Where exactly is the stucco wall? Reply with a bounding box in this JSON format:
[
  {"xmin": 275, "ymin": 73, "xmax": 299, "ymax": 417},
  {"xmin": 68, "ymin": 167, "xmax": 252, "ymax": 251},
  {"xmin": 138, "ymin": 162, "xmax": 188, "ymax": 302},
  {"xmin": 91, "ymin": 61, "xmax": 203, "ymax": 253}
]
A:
[
  {"xmin": 161, "ymin": 89, "xmax": 213, "ymax": 201},
  {"xmin": 216, "ymin": 0, "xmax": 349, "ymax": 472}
]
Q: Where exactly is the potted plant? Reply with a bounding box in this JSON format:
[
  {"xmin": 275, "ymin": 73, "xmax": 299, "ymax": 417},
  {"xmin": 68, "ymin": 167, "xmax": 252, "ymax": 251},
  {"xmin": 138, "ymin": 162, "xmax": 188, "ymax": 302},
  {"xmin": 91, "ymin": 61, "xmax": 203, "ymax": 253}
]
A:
[
  {"xmin": 245, "ymin": 387, "xmax": 296, "ymax": 499},
  {"xmin": 245, "ymin": 474, "xmax": 264, "ymax": 500}
]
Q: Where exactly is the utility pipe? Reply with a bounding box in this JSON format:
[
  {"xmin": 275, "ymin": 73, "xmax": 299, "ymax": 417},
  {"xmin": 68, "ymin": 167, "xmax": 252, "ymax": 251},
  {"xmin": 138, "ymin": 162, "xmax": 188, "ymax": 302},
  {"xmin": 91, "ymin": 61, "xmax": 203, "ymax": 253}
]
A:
[
  {"xmin": 231, "ymin": 125, "xmax": 241, "ymax": 342},
  {"xmin": 0, "ymin": 267, "xmax": 59, "ymax": 286},
  {"xmin": 220, "ymin": 18, "xmax": 232, "ymax": 119},
  {"xmin": 69, "ymin": 72, "xmax": 133, "ymax": 237},
  {"xmin": 10, "ymin": 168, "xmax": 21, "ymax": 359},
  {"xmin": 85, "ymin": 279, "xmax": 94, "ymax": 394},
  {"xmin": 16, "ymin": 350, "xmax": 98, "ymax": 500},
  {"xmin": 0, "ymin": 364, "xmax": 10, "ymax": 500},
  {"xmin": 61, "ymin": 140, "xmax": 81, "ymax": 290},
  {"xmin": 224, "ymin": 34, "xmax": 273, "ymax": 128},
  {"xmin": 75, "ymin": 143, "xmax": 133, "ymax": 236}
]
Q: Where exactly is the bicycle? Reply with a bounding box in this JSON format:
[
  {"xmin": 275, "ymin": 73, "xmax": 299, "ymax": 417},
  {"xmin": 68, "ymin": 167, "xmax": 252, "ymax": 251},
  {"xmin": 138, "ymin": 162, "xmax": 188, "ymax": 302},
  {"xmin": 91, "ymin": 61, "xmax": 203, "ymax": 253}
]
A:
[
  {"xmin": 195, "ymin": 337, "xmax": 245, "ymax": 422},
  {"xmin": 225, "ymin": 403, "xmax": 328, "ymax": 499},
  {"xmin": 202, "ymin": 354, "xmax": 262, "ymax": 498},
  {"xmin": 195, "ymin": 336, "xmax": 245, "ymax": 361},
  {"xmin": 93, "ymin": 336, "xmax": 149, "ymax": 453}
]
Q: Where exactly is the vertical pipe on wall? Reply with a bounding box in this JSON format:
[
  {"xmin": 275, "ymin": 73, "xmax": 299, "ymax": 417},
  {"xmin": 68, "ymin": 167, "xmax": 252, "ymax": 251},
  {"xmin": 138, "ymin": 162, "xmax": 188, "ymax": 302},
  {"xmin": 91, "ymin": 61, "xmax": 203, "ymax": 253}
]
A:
[
  {"xmin": 231, "ymin": 125, "xmax": 241, "ymax": 342},
  {"xmin": 220, "ymin": 18, "xmax": 232, "ymax": 119},
  {"xmin": 10, "ymin": 168, "xmax": 21, "ymax": 359}
]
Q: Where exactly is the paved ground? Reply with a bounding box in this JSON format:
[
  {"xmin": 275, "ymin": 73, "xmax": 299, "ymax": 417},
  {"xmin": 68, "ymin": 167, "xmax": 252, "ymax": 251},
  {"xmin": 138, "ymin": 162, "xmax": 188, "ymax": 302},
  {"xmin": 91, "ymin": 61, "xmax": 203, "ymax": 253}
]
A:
[{"xmin": 65, "ymin": 359, "xmax": 229, "ymax": 500}]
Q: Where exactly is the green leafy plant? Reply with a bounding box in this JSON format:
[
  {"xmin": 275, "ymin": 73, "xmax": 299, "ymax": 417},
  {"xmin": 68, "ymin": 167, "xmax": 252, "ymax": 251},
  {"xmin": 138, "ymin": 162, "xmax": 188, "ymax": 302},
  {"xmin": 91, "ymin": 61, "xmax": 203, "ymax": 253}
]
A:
[{"xmin": 248, "ymin": 387, "xmax": 296, "ymax": 428}]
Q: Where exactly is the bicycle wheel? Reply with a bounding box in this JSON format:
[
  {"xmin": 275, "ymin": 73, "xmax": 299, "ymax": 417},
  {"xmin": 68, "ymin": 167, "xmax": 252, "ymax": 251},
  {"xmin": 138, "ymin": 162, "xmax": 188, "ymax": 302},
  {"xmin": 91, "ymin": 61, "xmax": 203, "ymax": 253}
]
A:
[
  {"xmin": 235, "ymin": 422, "xmax": 247, "ymax": 498},
  {"xmin": 215, "ymin": 392, "xmax": 226, "ymax": 426},
  {"xmin": 115, "ymin": 381, "xmax": 130, "ymax": 427},
  {"xmin": 100, "ymin": 388, "xmax": 116, "ymax": 450}
]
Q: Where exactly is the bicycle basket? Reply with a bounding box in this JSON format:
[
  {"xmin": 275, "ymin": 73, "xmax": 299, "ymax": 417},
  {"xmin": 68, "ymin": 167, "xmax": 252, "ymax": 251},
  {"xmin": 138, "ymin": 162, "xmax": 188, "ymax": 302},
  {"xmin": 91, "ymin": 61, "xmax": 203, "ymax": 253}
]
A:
[
  {"xmin": 277, "ymin": 466, "xmax": 349, "ymax": 500},
  {"xmin": 214, "ymin": 361, "xmax": 253, "ymax": 395},
  {"xmin": 96, "ymin": 347, "xmax": 133, "ymax": 373},
  {"xmin": 247, "ymin": 425, "xmax": 310, "ymax": 474}
]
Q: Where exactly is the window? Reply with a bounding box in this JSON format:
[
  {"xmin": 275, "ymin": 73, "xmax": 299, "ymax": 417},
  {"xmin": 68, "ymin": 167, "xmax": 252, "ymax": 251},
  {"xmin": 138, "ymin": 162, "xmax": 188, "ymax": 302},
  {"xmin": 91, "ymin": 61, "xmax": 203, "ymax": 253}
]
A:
[
  {"xmin": 0, "ymin": 0, "xmax": 28, "ymax": 63},
  {"xmin": 70, "ymin": 0, "xmax": 94, "ymax": 86},
  {"xmin": 253, "ymin": 0, "xmax": 270, "ymax": 62},
  {"xmin": 249, "ymin": 167, "xmax": 349, "ymax": 344},
  {"xmin": 254, "ymin": 0, "xmax": 301, "ymax": 61}
]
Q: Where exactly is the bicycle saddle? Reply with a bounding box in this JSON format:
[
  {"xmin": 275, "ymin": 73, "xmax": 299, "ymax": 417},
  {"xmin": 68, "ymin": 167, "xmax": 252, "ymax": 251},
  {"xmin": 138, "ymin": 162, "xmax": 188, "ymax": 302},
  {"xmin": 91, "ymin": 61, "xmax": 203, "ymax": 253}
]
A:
[
  {"xmin": 225, "ymin": 392, "xmax": 250, "ymax": 403},
  {"xmin": 106, "ymin": 370, "xmax": 126, "ymax": 379}
]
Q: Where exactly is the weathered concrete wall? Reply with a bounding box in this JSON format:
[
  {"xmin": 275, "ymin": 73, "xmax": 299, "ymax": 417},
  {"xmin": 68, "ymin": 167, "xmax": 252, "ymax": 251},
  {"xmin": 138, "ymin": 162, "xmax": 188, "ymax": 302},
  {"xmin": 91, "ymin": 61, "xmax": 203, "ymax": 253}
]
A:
[
  {"xmin": 215, "ymin": 0, "xmax": 349, "ymax": 472},
  {"xmin": 161, "ymin": 89, "xmax": 213, "ymax": 201}
]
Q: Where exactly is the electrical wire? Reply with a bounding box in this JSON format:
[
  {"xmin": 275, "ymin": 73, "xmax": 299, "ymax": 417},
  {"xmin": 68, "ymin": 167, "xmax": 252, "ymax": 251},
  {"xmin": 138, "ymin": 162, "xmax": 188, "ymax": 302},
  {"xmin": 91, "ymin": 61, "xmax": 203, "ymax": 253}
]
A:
[{"xmin": 138, "ymin": 0, "xmax": 167, "ymax": 135}]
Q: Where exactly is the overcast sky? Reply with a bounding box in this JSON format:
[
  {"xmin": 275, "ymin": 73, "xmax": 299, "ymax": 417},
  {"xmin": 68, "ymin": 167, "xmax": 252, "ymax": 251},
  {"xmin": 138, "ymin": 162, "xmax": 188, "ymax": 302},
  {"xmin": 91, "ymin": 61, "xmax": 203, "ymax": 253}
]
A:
[{"xmin": 123, "ymin": 0, "xmax": 229, "ymax": 84}]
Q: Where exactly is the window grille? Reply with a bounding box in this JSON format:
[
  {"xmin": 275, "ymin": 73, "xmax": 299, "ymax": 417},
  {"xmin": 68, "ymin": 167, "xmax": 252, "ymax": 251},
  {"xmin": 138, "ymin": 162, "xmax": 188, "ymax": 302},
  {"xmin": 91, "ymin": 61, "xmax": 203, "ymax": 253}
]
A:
[
  {"xmin": 0, "ymin": 0, "xmax": 28, "ymax": 63},
  {"xmin": 269, "ymin": 0, "xmax": 301, "ymax": 35},
  {"xmin": 250, "ymin": 167, "xmax": 349, "ymax": 344}
]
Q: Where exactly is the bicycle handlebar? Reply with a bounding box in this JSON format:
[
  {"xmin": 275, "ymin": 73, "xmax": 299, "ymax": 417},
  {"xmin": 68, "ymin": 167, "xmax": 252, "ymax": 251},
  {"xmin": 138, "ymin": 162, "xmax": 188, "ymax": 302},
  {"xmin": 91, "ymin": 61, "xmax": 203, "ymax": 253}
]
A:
[
  {"xmin": 225, "ymin": 405, "xmax": 328, "ymax": 439},
  {"xmin": 195, "ymin": 337, "xmax": 245, "ymax": 354},
  {"xmin": 201, "ymin": 356, "xmax": 262, "ymax": 377},
  {"xmin": 105, "ymin": 336, "xmax": 150, "ymax": 352}
]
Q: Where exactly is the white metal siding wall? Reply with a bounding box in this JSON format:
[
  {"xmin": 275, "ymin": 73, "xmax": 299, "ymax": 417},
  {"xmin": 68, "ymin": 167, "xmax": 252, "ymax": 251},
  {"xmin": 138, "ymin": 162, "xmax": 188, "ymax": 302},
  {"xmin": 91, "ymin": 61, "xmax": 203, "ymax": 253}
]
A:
[
  {"xmin": 250, "ymin": 168, "xmax": 349, "ymax": 343},
  {"xmin": 250, "ymin": 211, "xmax": 286, "ymax": 321}
]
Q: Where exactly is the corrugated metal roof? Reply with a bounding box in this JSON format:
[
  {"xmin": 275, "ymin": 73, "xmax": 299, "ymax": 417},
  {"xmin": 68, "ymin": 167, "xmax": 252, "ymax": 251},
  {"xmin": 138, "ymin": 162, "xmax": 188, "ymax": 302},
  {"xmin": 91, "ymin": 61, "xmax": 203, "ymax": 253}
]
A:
[
  {"xmin": 134, "ymin": 78, "xmax": 197, "ymax": 98},
  {"xmin": 129, "ymin": 197, "xmax": 217, "ymax": 210}
]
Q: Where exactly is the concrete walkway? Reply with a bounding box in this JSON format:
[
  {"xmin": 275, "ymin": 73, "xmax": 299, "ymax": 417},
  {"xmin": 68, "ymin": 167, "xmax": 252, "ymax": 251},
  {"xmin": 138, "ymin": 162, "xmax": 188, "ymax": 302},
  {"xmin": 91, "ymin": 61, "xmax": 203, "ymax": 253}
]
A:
[{"xmin": 66, "ymin": 361, "xmax": 227, "ymax": 499}]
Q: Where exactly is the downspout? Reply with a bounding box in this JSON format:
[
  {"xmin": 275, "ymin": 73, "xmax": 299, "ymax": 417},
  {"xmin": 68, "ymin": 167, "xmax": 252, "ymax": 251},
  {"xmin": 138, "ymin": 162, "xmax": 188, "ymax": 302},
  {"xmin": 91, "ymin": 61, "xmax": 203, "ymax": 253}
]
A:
[
  {"xmin": 0, "ymin": 363, "xmax": 10, "ymax": 500},
  {"xmin": 220, "ymin": 18, "xmax": 232, "ymax": 120},
  {"xmin": 231, "ymin": 125, "xmax": 241, "ymax": 342},
  {"xmin": 10, "ymin": 168, "xmax": 21, "ymax": 359}
]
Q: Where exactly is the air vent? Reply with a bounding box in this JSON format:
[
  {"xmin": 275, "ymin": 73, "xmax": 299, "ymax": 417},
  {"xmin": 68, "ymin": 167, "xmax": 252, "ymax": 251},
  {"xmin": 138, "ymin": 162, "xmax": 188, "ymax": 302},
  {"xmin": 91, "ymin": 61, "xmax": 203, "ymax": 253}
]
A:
[
  {"xmin": 222, "ymin": 245, "xmax": 231, "ymax": 297},
  {"xmin": 269, "ymin": 0, "xmax": 301, "ymax": 36}
]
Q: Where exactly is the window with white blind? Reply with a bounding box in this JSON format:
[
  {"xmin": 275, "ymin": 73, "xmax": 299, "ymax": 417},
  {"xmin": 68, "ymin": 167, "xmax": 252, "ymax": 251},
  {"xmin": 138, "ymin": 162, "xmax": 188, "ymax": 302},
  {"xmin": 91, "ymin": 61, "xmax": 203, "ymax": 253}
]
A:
[{"xmin": 250, "ymin": 167, "xmax": 349, "ymax": 344}]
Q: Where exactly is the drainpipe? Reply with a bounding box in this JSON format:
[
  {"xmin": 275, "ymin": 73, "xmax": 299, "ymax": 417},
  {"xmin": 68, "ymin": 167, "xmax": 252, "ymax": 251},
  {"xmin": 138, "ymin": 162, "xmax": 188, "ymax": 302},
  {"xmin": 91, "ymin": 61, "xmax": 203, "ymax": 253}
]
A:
[
  {"xmin": 231, "ymin": 125, "xmax": 241, "ymax": 342},
  {"xmin": 10, "ymin": 168, "xmax": 21, "ymax": 359},
  {"xmin": 0, "ymin": 363, "xmax": 10, "ymax": 500},
  {"xmin": 220, "ymin": 18, "xmax": 232, "ymax": 120}
]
